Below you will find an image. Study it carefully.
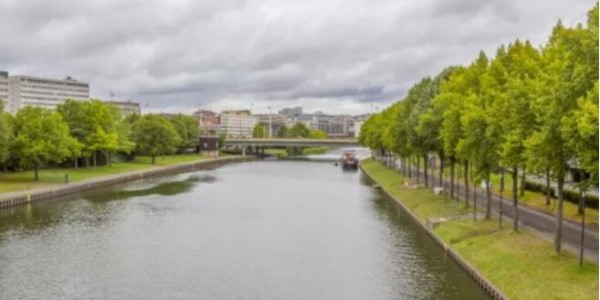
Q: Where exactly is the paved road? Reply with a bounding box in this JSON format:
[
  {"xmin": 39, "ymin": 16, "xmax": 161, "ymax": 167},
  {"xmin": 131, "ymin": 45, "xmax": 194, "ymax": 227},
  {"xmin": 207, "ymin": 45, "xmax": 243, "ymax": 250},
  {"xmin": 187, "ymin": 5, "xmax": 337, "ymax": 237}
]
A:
[{"xmin": 378, "ymin": 157, "xmax": 598, "ymax": 264}]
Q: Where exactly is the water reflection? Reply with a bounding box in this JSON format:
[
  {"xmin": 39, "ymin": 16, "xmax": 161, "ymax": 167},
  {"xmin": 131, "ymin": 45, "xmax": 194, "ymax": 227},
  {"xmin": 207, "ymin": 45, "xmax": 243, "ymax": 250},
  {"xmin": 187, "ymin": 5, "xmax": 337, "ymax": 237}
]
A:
[
  {"xmin": 0, "ymin": 161, "xmax": 488, "ymax": 300},
  {"xmin": 83, "ymin": 174, "xmax": 217, "ymax": 202}
]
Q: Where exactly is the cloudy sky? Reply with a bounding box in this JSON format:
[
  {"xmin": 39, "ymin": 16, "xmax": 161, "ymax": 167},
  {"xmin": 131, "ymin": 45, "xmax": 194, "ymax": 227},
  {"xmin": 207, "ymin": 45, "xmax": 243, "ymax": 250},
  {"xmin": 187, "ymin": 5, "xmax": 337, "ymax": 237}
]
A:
[{"xmin": 0, "ymin": 0, "xmax": 595, "ymax": 115}]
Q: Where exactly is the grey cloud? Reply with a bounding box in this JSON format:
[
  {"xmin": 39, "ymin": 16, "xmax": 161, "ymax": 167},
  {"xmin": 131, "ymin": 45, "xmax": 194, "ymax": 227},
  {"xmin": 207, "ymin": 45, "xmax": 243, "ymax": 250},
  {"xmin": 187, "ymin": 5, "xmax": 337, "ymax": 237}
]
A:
[{"xmin": 0, "ymin": 0, "xmax": 594, "ymax": 114}]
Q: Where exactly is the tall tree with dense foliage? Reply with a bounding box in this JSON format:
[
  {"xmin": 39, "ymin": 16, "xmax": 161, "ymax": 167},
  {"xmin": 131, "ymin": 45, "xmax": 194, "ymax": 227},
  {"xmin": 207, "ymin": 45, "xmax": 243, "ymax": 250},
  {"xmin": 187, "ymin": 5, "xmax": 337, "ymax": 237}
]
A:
[
  {"xmin": 526, "ymin": 5, "xmax": 598, "ymax": 252},
  {"xmin": 0, "ymin": 102, "xmax": 13, "ymax": 166},
  {"xmin": 252, "ymin": 124, "xmax": 268, "ymax": 138},
  {"xmin": 132, "ymin": 115, "xmax": 182, "ymax": 164},
  {"xmin": 169, "ymin": 114, "xmax": 199, "ymax": 151},
  {"xmin": 287, "ymin": 123, "xmax": 311, "ymax": 138},
  {"xmin": 12, "ymin": 107, "xmax": 81, "ymax": 180}
]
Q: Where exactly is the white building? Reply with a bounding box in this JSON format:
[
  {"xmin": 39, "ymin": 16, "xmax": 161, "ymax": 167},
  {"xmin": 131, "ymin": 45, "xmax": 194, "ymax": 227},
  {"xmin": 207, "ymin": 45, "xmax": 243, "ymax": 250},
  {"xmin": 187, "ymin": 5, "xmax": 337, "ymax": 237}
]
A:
[
  {"xmin": 7, "ymin": 75, "xmax": 89, "ymax": 114},
  {"xmin": 0, "ymin": 71, "xmax": 8, "ymax": 105},
  {"xmin": 353, "ymin": 121, "xmax": 364, "ymax": 138},
  {"xmin": 219, "ymin": 112, "xmax": 257, "ymax": 138},
  {"xmin": 104, "ymin": 100, "xmax": 141, "ymax": 116}
]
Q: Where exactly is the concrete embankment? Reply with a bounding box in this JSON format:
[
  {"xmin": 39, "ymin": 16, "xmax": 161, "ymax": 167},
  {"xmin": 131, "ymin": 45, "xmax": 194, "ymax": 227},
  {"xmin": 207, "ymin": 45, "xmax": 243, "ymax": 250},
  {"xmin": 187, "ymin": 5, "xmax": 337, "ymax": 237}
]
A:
[
  {"xmin": 359, "ymin": 162, "xmax": 508, "ymax": 300},
  {"xmin": 0, "ymin": 156, "xmax": 253, "ymax": 210}
]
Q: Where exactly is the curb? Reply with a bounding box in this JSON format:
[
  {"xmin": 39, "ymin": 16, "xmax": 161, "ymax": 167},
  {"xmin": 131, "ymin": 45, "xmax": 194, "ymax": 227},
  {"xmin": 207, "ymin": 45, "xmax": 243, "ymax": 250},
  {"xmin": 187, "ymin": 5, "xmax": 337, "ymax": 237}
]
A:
[
  {"xmin": 360, "ymin": 161, "xmax": 509, "ymax": 300},
  {"xmin": 0, "ymin": 156, "xmax": 253, "ymax": 210}
]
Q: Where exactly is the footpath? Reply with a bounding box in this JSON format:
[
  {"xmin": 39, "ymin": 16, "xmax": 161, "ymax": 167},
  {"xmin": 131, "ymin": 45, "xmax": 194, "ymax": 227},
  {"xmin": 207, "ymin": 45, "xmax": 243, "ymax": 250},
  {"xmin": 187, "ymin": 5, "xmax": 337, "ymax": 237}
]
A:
[{"xmin": 0, "ymin": 156, "xmax": 251, "ymax": 209}]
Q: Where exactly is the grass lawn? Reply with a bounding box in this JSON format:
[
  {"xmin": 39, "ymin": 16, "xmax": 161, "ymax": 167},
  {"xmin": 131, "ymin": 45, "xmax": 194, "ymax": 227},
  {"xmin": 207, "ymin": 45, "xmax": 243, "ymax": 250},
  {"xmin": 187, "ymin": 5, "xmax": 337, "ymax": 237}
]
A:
[
  {"xmin": 0, "ymin": 154, "xmax": 211, "ymax": 194},
  {"xmin": 264, "ymin": 147, "xmax": 330, "ymax": 158},
  {"xmin": 361, "ymin": 159, "xmax": 599, "ymax": 300}
]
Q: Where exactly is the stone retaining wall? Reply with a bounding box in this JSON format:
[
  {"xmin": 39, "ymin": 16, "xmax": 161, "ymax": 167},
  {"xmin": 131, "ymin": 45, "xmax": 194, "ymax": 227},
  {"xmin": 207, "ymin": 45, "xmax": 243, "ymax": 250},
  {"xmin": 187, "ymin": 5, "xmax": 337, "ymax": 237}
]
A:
[
  {"xmin": 360, "ymin": 163, "xmax": 509, "ymax": 300},
  {"xmin": 0, "ymin": 156, "xmax": 252, "ymax": 210}
]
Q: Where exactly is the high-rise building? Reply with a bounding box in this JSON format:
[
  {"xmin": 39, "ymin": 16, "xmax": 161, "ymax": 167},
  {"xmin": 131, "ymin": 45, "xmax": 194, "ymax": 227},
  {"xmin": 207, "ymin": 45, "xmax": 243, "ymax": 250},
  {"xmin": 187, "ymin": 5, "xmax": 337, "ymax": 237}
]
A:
[
  {"xmin": 7, "ymin": 75, "xmax": 89, "ymax": 113},
  {"xmin": 0, "ymin": 71, "xmax": 8, "ymax": 105}
]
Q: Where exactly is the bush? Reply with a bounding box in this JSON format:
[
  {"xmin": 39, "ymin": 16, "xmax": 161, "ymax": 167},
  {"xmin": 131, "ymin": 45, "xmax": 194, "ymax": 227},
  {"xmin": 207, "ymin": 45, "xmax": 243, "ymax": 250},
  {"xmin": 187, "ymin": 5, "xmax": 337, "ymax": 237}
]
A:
[{"xmin": 524, "ymin": 180, "xmax": 599, "ymax": 209}]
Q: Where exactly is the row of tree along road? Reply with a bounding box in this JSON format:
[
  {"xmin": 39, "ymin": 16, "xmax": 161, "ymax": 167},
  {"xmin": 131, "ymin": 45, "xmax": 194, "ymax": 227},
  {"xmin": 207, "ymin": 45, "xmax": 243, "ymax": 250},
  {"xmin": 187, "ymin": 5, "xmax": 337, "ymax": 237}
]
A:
[
  {"xmin": 359, "ymin": 4, "xmax": 598, "ymax": 254},
  {"xmin": 0, "ymin": 99, "xmax": 200, "ymax": 181}
]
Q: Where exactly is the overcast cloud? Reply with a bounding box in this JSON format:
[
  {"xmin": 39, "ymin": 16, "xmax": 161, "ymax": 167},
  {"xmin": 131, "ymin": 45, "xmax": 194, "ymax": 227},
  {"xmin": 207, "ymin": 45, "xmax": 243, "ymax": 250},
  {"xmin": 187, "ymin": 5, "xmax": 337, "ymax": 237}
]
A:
[{"xmin": 0, "ymin": 0, "xmax": 594, "ymax": 114}]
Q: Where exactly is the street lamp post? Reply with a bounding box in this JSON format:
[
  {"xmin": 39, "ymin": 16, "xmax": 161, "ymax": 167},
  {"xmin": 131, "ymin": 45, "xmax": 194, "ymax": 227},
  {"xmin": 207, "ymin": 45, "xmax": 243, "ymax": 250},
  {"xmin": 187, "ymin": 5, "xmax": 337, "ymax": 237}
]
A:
[{"xmin": 268, "ymin": 106, "xmax": 272, "ymax": 139}]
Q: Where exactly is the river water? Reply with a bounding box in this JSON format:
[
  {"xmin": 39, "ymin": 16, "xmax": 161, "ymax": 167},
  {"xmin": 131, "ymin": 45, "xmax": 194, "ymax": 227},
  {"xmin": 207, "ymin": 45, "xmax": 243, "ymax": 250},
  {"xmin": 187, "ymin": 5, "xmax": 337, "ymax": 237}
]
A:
[{"xmin": 0, "ymin": 160, "xmax": 489, "ymax": 300}]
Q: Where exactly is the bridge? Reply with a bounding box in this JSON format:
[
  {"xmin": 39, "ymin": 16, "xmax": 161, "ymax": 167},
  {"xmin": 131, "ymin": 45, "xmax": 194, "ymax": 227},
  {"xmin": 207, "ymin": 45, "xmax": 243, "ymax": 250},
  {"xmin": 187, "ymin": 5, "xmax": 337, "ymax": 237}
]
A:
[{"xmin": 223, "ymin": 138, "xmax": 360, "ymax": 148}]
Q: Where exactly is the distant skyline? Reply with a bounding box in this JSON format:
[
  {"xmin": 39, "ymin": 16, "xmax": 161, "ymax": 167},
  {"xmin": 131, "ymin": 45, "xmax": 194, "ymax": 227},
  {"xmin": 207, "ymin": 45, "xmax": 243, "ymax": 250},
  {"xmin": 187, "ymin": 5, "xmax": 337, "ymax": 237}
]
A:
[{"xmin": 0, "ymin": 0, "xmax": 594, "ymax": 115}]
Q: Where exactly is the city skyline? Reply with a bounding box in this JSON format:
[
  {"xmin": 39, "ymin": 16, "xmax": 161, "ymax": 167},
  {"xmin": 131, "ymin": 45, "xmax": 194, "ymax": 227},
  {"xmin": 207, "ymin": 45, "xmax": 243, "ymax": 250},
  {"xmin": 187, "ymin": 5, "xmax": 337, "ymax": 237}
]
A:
[{"xmin": 0, "ymin": 0, "xmax": 594, "ymax": 115}]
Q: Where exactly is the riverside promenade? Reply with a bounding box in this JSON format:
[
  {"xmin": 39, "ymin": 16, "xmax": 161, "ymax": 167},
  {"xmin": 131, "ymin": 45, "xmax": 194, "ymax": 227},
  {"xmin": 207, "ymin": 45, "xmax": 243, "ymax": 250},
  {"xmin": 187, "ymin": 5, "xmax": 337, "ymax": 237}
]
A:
[{"xmin": 0, "ymin": 156, "xmax": 252, "ymax": 209}]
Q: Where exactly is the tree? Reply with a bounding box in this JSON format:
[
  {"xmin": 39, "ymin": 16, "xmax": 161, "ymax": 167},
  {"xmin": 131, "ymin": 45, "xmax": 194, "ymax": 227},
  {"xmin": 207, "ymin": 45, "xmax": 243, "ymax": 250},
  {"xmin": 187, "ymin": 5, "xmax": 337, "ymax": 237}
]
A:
[
  {"xmin": 275, "ymin": 126, "xmax": 288, "ymax": 138},
  {"xmin": 0, "ymin": 101, "xmax": 13, "ymax": 166},
  {"xmin": 309, "ymin": 130, "xmax": 328, "ymax": 139},
  {"xmin": 252, "ymin": 124, "xmax": 268, "ymax": 138},
  {"xmin": 287, "ymin": 123, "xmax": 310, "ymax": 138},
  {"xmin": 57, "ymin": 99, "xmax": 125, "ymax": 167},
  {"xmin": 527, "ymin": 8, "xmax": 598, "ymax": 252},
  {"xmin": 169, "ymin": 114, "xmax": 199, "ymax": 151},
  {"xmin": 12, "ymin": 107, "xmax": 81, "ymax": 180},
  {"xmin": 132, "ymin": 115, "xmax": 182, "ymax": 164},
  {"xmin": 493, "ymin": 40, "xmax": 541, "ymax": 231}
]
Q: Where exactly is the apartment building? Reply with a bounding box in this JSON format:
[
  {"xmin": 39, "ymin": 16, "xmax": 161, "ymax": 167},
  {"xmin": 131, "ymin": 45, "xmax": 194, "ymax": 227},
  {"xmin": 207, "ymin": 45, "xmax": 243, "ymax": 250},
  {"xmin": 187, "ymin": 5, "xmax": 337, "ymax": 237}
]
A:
[
  {"xmin": 219, "ymin": 112, "xmax": 257, "ymax": 138},
  {"xmin": 192, "ymin": 109, "xmax": 220, "ymax": 135},
  {"xmin": 7, "ymin": 75, "xmax": 89, "ymax": 113}
]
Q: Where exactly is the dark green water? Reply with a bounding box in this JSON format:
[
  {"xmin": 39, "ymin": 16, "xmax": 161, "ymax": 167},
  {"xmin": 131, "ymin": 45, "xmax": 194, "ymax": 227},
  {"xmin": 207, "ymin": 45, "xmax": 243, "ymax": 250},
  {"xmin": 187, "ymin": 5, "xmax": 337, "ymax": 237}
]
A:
[{"xmin": 0, "ymin": 161, "xmax": 489, "ymax": 299}]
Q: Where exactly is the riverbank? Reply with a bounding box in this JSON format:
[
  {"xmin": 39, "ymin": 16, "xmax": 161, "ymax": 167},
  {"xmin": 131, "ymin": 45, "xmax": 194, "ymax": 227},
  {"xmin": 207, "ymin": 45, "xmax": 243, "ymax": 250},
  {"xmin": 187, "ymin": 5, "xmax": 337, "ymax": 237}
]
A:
[
  {"xmin": 361, "ymin": 159, "xmax": 598, "ymax": 300},
  {"xmin": 264, "ymin": 146, "xmax": 330, "ymax": 158},
  {"xmin": 0, "ymin": 154, "xmax": 215, "ymax": 194},
  {"xmin": 0, "ymin": 155, "xmax": 251, "ymax": 209}
]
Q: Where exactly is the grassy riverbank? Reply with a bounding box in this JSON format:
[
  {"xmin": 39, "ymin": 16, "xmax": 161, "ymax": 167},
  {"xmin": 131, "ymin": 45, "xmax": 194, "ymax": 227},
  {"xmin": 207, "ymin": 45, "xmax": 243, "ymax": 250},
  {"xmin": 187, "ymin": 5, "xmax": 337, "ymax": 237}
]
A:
[
  {"xmin": 264, "ymin": 146, "xmax": 330, "ymax": 158},
  {"xmin": 361, "ymin": 159, "xmax": 598, "ymax": 300},
  {"xmin": 0, "ymin": 154, "xmax": 211, "ymax": 194}
]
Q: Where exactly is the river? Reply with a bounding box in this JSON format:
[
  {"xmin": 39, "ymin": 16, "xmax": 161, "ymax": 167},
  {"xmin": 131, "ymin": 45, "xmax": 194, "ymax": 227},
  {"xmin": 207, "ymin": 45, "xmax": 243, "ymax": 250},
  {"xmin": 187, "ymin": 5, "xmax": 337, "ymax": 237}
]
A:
[{"xmin": 0, "ymin": 160, "xmax": 489, "ymax": 299}]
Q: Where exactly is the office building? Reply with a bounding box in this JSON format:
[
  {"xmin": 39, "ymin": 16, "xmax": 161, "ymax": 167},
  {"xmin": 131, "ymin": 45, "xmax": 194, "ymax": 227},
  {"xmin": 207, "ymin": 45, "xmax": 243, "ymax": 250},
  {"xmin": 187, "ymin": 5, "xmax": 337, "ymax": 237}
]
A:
[
  {"xmin": 7, "ymin": 75, "xmax": 89, "ymax": 113},
  {"xmin": 219, "ymin": 112, "xmax": 257, "ymax": 138}
]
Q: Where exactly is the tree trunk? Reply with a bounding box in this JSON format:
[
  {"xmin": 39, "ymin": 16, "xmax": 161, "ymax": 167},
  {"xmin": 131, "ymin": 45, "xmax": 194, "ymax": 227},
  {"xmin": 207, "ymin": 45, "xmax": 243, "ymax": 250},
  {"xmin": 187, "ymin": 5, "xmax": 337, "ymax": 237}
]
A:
[
  {"xmin": 85, "ymin": 156, "xmax": 89, "ymax": 168},
  {"xmin": 554, "ymin": 174, "xmax": 565, "ymax": 253},
  {"xmin": 93, "ymin": 151, "xmax": 97, "ymax": 168},
  {"xmin": 74, "ymin": 157, "xmax": 78, "ymax": 169},
  {"xmin": 152, "ymin": 155, "xmax": 156, "ymax": 164},
  {"xmin": 499, "ymin": 168, "xmax": 504, "ymax": 228},
  {"xmin": 439, "ymin": 152, "xmax": 444, "ymax": 188},
  {"xmin": 464, "ymin": 161, "xmax": 469, "ymax": 208},
  {"xmin": 416, "ymin": 156, "xmax": 421, "ymax": 184},
  {"xmin": 512, "ymin": 167, "xmax": 519, "ymax": 232},
  {"xmin": 485, "ymin": 176, "xmax": 492, "ymax": 220},
  {"xmin": 473, "ymin": 176, "xmax": 477, "ymax": 221},
  {"xmin": 423, "ymin": 154, "xmax": 429, "ymax": 187},
  {"xmin": 34, "ymin": 162, "xmax": 39, "ymax": 181},
  {"xmin": 408, "ymin": 156, "xmax": 412, "ymax": 178},
  {"xmin": 579, "ymin": 186, "xmax": 585, "ymax": 267},
  {"xmin": 520, "ymin": 169, "xmax": 526, "ymax": 197},
  {"xmin": 108, "ymin": 152, "xmax": 112, "ymax": 167},
  {"xmin": 545, "ymin": 169, "xmax": 551, "ymax": 205},
  {"xmin": 450, "ymin": 158, "xmax": 455, "ymax": 199}
]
